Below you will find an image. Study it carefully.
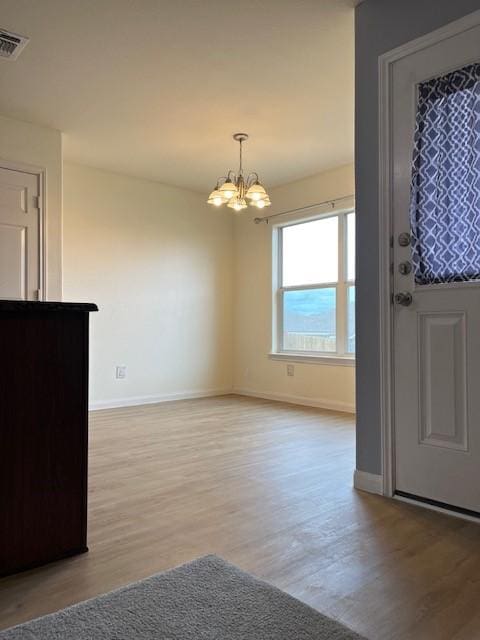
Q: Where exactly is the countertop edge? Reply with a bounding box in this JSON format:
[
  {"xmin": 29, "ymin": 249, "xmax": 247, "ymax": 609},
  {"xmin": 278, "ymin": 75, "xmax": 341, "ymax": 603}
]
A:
[{"xmin": 0, "ymin": 300, "xmax": 99, "ymax": 313}]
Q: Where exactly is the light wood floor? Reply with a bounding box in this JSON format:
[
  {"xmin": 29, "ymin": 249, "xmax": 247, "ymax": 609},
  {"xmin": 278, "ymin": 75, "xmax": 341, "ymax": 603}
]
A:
[{"xmin": 1, "ymin": 395, "xmax": 480, "ymax": 639}]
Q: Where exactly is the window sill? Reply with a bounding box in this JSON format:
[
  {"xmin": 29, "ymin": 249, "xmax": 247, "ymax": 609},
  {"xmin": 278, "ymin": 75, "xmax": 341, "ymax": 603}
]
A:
[{"xmin": 268, "ymin": 352, "xmax": 355, "ymax": 366}]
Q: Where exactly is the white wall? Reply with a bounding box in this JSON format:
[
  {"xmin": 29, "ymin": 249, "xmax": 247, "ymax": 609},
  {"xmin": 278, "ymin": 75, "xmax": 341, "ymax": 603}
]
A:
[
  {"xmin": 233, "ymin": 164, "xmax": 355, "ymax": 413},
  {"xmin": 0, "ymin": 114, "xmax": 62, "ymax": 299},
  {"xmin": 63, "ymin": 163, "xmax": 233, "ymax": 408}
]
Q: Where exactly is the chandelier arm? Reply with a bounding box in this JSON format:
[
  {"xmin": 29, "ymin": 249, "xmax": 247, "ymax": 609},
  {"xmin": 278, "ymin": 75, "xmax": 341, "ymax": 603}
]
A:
[
  {"xmin": 246, "ymin": 172, "xmax": 259, "ymax": 187},
  {"xmin": 216, "ymin": 172, "xmax": 237, "ymax": 188}
]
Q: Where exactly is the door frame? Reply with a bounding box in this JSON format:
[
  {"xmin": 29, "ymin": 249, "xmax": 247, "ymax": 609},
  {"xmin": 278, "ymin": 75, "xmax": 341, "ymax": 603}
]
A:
[
  {"xmin": 378, "ymin": 9, "xmax": 480, "ymax": 498},
  {"xmin": 0, "ymin": 158, "xmax": 47, "ymax": 301}
]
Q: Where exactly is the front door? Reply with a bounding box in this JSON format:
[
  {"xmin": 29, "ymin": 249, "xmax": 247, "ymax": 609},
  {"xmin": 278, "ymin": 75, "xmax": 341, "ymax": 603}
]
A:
[
  {"xmin": 0, "ymin": 166, "xmax": 41, "ymax": 300},
  {"xmin": 392, "ymin": 21, "xmax": 480, "ymax": 513}
]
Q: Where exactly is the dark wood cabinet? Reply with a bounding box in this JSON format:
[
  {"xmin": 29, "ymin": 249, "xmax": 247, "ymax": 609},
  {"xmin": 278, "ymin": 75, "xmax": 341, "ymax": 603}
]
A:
[{"xmin": 0, "ymin": 300, "xmax": 98, "ymax": 577}]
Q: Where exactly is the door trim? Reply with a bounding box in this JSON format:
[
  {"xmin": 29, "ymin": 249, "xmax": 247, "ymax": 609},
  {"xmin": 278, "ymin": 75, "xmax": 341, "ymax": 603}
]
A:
[
  {"xmin": 0, "ymin": 158, "xmax": 46, "ymax": 301},
  {"xmin": 378, "ymin": 9, "xmax": 480, "ymax": 499}
]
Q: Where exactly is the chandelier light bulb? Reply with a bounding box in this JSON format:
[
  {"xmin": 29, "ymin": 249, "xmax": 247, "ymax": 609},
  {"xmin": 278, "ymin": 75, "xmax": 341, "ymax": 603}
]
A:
[
  {"xmin": 207, "ymin": 187, "xmax": 228, "ymax": 206},
  {"xmin": 208, "ymin": 134, "xmax": 271, "ymax": 213},
  {"xmin": 246, "ymin": 181, "xmax": 267, "ymax": 202},
  {"xmin": 219, "ymin": 180, "xmax": 238, "ymax": 200},
  {"xmin": 253, "ymin": 194, "xmax": 271, "ymax": 209},
  {"xmin": 227, "ymin": 196, "xmax": 247, "ymax": 212}
]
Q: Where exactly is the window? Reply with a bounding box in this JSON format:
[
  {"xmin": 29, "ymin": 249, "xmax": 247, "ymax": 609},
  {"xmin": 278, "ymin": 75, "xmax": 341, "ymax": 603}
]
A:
[
  {"xmin": 274, "ymin": 211, "xmax": 355, "ymax": 359},
  {"xmin": 410, "ymin": 63, "xmax": 480, "ymax": 284}
]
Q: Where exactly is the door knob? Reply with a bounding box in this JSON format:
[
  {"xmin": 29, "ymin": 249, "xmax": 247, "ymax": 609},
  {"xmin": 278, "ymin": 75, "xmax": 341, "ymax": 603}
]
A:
[{"xmin": 395, "ymin": 292, "xmax": 413, "ymax": 306}]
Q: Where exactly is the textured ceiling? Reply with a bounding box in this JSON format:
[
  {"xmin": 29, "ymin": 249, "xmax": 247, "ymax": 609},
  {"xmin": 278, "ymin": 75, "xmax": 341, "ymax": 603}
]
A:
[{"xmin": 0, "ymin": 0, "xmax": 356, "ymax": 192}]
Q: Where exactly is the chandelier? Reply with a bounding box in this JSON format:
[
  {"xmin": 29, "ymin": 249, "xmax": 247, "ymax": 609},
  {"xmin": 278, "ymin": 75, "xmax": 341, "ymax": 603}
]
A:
[{"xmin": 207, "ymin": 133, "xmax": 271, "ymax": 212}]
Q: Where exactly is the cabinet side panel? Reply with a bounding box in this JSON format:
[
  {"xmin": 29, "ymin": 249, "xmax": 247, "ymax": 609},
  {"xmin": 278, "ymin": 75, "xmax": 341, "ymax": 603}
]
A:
[{"xmin": 0, "ymin": 310, "xmax": 88, "ymax": 576}]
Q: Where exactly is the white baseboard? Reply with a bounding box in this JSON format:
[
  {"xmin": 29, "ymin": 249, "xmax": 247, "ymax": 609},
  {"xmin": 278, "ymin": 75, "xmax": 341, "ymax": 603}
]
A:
[
  {"xmin": 232, "ymin": 388, "xmax": 355, "ymax": 414},
  {"xmin": 89, "ymin": 388, "xmax": 232, "ymax": 411},
  {"xmin": 353, "ymin": 469, "xmax": 383, "ymax": 495},
  {"xmin": 90, "ymin": 387, "xmax": 356, "ymax": 414}
]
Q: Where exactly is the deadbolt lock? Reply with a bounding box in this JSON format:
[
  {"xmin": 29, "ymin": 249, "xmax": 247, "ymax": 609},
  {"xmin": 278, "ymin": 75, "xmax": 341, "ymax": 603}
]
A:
[
  {"xmin": 398, "ymin": 232, "xmax": 411, "ymax": 247},
  {"xmin": 398, "ymin": 261, "xmax": 412, "ymax": 275}
]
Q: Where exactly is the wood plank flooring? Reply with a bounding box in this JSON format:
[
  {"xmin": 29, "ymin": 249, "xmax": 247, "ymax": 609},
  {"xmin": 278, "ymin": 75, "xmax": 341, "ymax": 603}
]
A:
[{"xmin": 1, "ymin": 395, "xmax": 480, "ymax": 639}]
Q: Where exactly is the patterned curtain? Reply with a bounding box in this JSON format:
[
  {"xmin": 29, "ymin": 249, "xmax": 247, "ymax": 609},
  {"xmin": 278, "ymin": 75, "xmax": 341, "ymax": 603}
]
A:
[{"xmin": 410, "ymin": 63, "xmax": 480, "ymax": 284}]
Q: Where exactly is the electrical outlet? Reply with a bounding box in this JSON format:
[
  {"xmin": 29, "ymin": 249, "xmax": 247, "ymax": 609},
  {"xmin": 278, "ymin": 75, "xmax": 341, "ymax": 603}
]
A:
[
  {"xmin": 287, "ymin": 364, "xmax": 294, "ymax": 377},
  {"xmin": 116, "ymin": 365, "xmax": 127, "ymax": 379}
]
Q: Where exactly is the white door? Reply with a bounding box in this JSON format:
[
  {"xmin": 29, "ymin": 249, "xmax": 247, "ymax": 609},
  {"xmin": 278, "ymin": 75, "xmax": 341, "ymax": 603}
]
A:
[
  {"xmin": 392, "ymin": 23, "xmax": 480, "ymax": 513},
  {"xmin": 0, "ymin": 167, "xmax": 41, "ymax": 300}
]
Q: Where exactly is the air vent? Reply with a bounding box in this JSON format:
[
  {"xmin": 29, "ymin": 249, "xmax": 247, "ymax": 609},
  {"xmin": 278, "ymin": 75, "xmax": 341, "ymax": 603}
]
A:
[{"xmin": 0, "ymin": 29, "xmax": 29, "ymax": 60}]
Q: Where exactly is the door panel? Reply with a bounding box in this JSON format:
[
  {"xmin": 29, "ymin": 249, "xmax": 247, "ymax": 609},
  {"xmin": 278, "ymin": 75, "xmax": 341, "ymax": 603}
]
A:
[
  {"xmin": 0, "ymin": 183, "xmax": 28, "ymax": 212},
  {"xmin": 418, "ymin": 312, "xmax": 467, "ymax": 451},
  {"xmin": 0, "ymin": 167, "xmax": 40, "ymax": 301},
  {"xmin": 0, "ymin": 225, "xmax": 26, "ymax": 299},
  {"xmin": 392, "ymin": 23, "xmax": 480, "ymax": 512}
]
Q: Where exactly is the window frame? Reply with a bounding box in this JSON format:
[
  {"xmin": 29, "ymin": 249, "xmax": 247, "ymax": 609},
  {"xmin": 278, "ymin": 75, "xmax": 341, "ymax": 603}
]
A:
[{"xmin": 271, "ymin": 209, "xmax": 355, "ymax": 364}]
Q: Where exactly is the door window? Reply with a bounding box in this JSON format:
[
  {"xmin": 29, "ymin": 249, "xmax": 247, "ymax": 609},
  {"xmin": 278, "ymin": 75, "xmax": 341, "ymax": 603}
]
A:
[{"xmin": 410, "ymin": 63, "xmax": 480, "ymax": 284}]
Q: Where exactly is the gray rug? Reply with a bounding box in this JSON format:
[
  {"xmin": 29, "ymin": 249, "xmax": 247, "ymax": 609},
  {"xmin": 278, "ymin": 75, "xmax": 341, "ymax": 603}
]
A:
[{"xmin": 0, "ymin": 555, "xmax": 365, "ymax": 639}]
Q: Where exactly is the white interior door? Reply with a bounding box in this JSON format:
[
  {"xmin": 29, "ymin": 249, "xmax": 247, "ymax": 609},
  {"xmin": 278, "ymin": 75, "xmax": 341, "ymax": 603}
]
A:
[
  {"xmin": 0, "ymin": 167, "xmax": 41, "ymax": 301},
  {"xmin": 392, "ymin": 23, "xmax": 480, "ymax": 513}
]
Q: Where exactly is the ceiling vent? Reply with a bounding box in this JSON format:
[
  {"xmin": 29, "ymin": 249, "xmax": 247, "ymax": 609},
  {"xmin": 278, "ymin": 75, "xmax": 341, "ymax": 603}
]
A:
[{"xmin": 0, "ymin": 29, "xmax": 29, "ymax": 60}]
